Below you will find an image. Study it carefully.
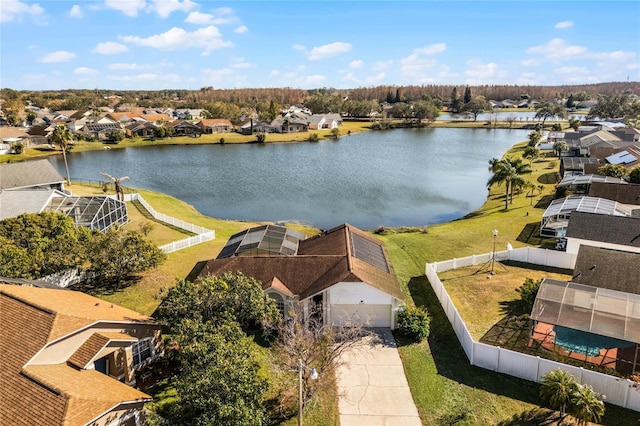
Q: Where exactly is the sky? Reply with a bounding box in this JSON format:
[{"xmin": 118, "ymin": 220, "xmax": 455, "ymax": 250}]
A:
[{"xmin": 1, "ymin": 0, "xmax": 639, "ymax": 91}]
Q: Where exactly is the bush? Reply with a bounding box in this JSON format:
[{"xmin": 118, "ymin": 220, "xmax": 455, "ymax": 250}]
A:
[
  {"xmin": 12, "ymin": 142, "xmax": 24, "ymax": 154},
  {"xmin": 397, "ymin": 306, "xmax": 430, "ymax": 342},
  {"xmin": 256, "ymin": 133, "xmax": 266, "ymax": 143},
  {"xmin": 551, "ymin": 123, "xmax": 562, "ymax": 131},
  {"xmin": 308, "ymin": 133, "xmax": 319, "ymax": 142},
  {"xmin": 512, "ymin": 278, "xmax": 541, "ymax": 316},
  {"xmin": 219, "ymin": 137, "xmax": 225, "ymax": 144}
]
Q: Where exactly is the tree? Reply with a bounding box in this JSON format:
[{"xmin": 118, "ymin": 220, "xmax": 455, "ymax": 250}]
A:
[
  {"xmin": 267, "ymin": 302, "xmax": 378, "ymax": 418},
  {"xmin": 450, "ymin": 87, "xmax": 461, "ymax": 113},
  {"xmin": 527, "ymin": 130, "xmax": 542, "ymax": 147},
  {"xmin": 597, "ymin": 163, "xmax": 627, "ymax": 178},
  {"xmin": 100, "ymin": 172, "xmax": 129, "ymax": 201},
  {"xmin": 553, "ymin": 140, "xmax": 568, "ymax": 157},
  {"xmin": 461, "ymin": 96, "xmax": 490, "ymax": 121},
  {"xmin": 51, "ymin": 124, "xmax": 73, "ymax": 186},
  {"xmin": 535, "ymin": 102, "xmax": 568, "ymax": 128},
  {"xmin": 568, "ymin": 117, "xmax": 581, "ymax": 130},
  {"xmin": 463, "ymin": 86, "xmax": 472, "ymax": 104},
  {"xmin": 539, "ymin": 369, "xmax": 578, "ymax": 419},
  {"xmin": 512, "ymin": 278, "xmax": 541, "ymax": 315},
  {"xmin": 397, "ymin": 306, "xmax": 430, "ymax": 342},
  {"xmin": 156, "ymin": 274, "xmax": 280, "ymax": 333},
  {"xmin": 170, "ymin": 321, "xmax": 268, "ymax": 426},
  {"xmin": 330, "ymin": 127, "xmax": 340, "ymax": 138},
  {"xmin": 256, "ymin": 132, "xmax": 266, "ymax": 143},
  {"xmin": 487, "ymin": 158, "xmax": 532, "ymax": 209},
  {"xmin": 522, "ymin": 146, "xmax": 540, "ymax": 166},
  {"xmin": 587, "ymin": 94, "xmax": 635, "ymax": 120},
  {"xmin": 411, "ymin": 99, "xmax": 440, "ymax": 125},
  {"xmin": 570, "ymin": 384, "xmax": 605, "ymax": 426},
  {"xmin": 627, "ymin": 166, "xmax": 640, "ymax": 184},
  {"xmin": 565, "ymin": 94, "xmax": 575, "ymax": 109},
  {"xmin": 87, "ymin": 226, "xmax": 165, "ymax": 288},
  {"xmin": 394, "ymin": 88, "xmax": 401, "ymax": 103}
]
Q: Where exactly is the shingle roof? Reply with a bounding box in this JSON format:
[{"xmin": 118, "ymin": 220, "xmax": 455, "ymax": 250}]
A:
[
  {"xmin": 0, "ymin": 188, "xmax": 56, "ymax": 220},
  {"xmin": 188, "ymin": 224, "xmax": 403, "ymax": 300},
  {"xmin": 566, "ymin": 211, "xmax": 640, "ymax": 248},
  {"xmin": 0, "ymin": 159, "xmax": 64, "ymax": 190},
  {"xmin": 0, "ymin": 284, "xmax": 154, "ymax": 426},
  {"xmin": 571, "ymin": 246, "xmax": 640, "ymax": 294},
  {"xmin": 588, "ymin": 181, "xmax": 640, "ymax": 205}
]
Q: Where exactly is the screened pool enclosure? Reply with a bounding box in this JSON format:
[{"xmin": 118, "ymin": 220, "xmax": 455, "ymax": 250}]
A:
[
  {"xmin": 43, "ymin": 195, "xmax": 128, "ymax": 231},
  {"xmin": 530, "ymin": 278, "xmax": 640, "ymax": 373}
]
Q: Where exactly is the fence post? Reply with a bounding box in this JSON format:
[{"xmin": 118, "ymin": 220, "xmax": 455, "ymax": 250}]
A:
[{"xmin": 496, "ymin": 346, "xmax": 501, "ymax": 372}]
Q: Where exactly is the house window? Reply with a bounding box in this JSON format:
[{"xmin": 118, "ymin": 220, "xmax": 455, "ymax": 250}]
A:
[
  {"xmin": 132, "ymin": 338, "xmax": 153, "ymax": 366},
  {"xmin": 269, "ymin": 293, "xmax": 285, "ymax": 317}
]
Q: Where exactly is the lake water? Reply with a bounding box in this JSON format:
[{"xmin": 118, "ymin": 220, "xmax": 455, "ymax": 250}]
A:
[
  {"xmin": 51, "ymin": 128, "xmax": 528, "ymax": 230},
  {"xmin": 437, "ymin": 111, "xmax": 586, "ymax": 121}
]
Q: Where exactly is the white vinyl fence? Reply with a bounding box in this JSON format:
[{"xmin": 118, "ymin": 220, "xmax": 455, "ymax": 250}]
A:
[
  {"xmin": 426, "ymin": 247, "xmax": 640, "ymax": 412},
  {"xmin": 126, "ymin": 193, "xmax": 215, "ymax": 253}
]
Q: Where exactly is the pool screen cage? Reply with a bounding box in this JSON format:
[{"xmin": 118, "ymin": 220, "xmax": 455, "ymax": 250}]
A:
[
  {"xmin": 530, "ymin": 278, "xmax": 640, "ymax": 374},
  {"xmin": 43, "ymin": 195, "xmax": 128, "ymax": 231}
]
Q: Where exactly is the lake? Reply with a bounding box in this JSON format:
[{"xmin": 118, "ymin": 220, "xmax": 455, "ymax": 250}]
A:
[{"xmin": 51, "ymin": 128, "xmax": 528, "ymax": 230}]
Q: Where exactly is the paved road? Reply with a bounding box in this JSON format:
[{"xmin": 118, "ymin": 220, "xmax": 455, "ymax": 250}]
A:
[{"xmin": 336, "ymin": 328, "xmax": 422, "ymax": 425}]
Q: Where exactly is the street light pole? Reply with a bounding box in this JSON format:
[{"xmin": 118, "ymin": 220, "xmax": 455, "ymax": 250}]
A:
[
  {"xmin": 298, "ymin": 358, "xmax": 318, "ymax": 426},
  {"xmin": 490, "ymin": 229, "xmax": 498, "ymax": 275}
]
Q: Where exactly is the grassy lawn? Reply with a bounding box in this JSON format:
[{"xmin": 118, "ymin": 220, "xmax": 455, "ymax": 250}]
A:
[{"xmin": 439, "ymin": 265, "xmax": 571, "ymax": 341}]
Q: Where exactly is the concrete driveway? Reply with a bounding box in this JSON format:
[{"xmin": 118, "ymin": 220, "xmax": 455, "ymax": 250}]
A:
[{"xmin": 336, "ymin": 328, "xmax": 422, "ymax": 425}]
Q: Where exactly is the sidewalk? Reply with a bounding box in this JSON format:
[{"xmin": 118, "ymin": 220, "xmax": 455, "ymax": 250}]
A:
[{"xmin": 336, "ymin": 328, "xmax": 422, "ymax": 425}]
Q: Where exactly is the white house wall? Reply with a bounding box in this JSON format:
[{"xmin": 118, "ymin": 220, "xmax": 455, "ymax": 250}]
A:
[
  {"xmin": 327, "ymin": 282, "xmax": 394, "ymax": 304},
  {"xmin": 566, "ymin": 238, "xmax": 640, "ymax": 257}
]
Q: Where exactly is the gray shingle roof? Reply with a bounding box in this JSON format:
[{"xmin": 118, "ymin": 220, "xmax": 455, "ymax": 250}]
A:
[
  {"xmin": 0, "ymin": 159, "xmax": 64, "ymax": 191},
  {"xmin": 572, "ymin": 245, "xmax": 640, "ymax": 294},
  {"xmin": 566, "ymin": 211, "xmax": 640, "ymax": 248},
  {"xmin": 0, "ymin": 189, "xmax": 56, "ymax": 220}
]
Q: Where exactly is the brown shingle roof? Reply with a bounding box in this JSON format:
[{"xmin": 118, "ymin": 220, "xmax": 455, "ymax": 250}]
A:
[
  {"xmin": 588, "ymin": 181, "xmax": 640, "ymax": 205},
  {"xmin": 572, "ymin": 245, "xmax": 640, "ymax": 294},
  {"xmin": 68, "ymin": 332, "xmax": 137, "ymax": 369},
  {"xmin": 188, "ymin": 224, "xmax": 403, "ymax": 300},
  {"xmin": 566, "ymin": 211, "xmax": 640, "ymax": 248},
  {"xmin": 0, "ymin": 284, "xmax": 155, "ymax": 426}
]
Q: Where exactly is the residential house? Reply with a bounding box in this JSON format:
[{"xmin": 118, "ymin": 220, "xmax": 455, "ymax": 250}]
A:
[
  {"xmin": 0, "ymin": 283, "xmax": 161, "ymax": 425},
  {"xmin": 196, "ymin": 119, "xmax": 234, "ymax": 134},
  {"xmin": 587, "ymin": 181, "xmax": 640, "ymax": 206},
  {"xmin": 237, "ymin": 118, "xmax": 276, "ymax": 135},
  {"xmin": 0, "ymin": 159, "xmax": 65, "ymax": 191},
  {"xmin": 0, "ymin": 126, "xmax": 29, "ymax": 146},
  {"xmin": 187, "ymin": 223, "xmax": 404, "ymax": 329},
  {"xmin": 175, "ymin": 109, "xmax": 205, "ymax": 120},
  {"xmin": 26, "ymin": 124, "xmax": 55, "ymax": 145},
  {"xmin": 556, "ymin": 174, "xmax": 626, "ymax": 198},
  {"xmin": 139, "ymin": 113, "xmax": 173, "ymax": 125},
  {"xmin": 272, "ymin": 112, "xmax": 309, "ymax": 133},
  {"xmin": 169, "ymin": 120, "xmax": 202, "ymax": 136},
  {"xmin": 79, "ymin": 122, "xmax": 125, "ymax": 141},
  {"xmin": 307, "ymin": 113, "xmax": 342, "ymax": 130},
  {"xmin": 106, "ymin": 112, "xmax": 143, "ymax": 124},
  {"xmin": 559, "ymin": 157, "xmax": 600, "ymax": 178},
  {"xmin": 125, "ymin": 121, "xmax": 158, "ymax": 138},
  {"xmin": 564, "ymin": 211, "xmax": 640, "ymax": 255},
  {"xmin": 529, "ymin": 246, "xmax": 640, "ymax": 374},
  {"xmin": 539, "ymin": 195, "xmax": 635, "ymax": 238}
]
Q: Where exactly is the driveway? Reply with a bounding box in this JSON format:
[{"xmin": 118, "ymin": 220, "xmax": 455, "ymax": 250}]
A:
[{"xmin": 336, "ymin": 328, "xmax": 422, "ymax": 425}]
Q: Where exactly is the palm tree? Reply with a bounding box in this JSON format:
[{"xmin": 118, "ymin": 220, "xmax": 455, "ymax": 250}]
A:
[
  {"xmin": 553, "ymin": 140, "xmax": 568, "ymax": 157},
  {"xmin": 100, "ymin": 172, "xmax": 130, "ymax": 201},
  {"xmin": 539, "ymin": 369, "xmax": 578, "ymax": 419},
  {"xmin": 51, "ymin": 124, "xmax": 73, "ymax": 186},
  {"xmin": 570, "ymin": 384, "xmax": 605, "ymax": 425},
  {"xmin": 487, "ymin": 158, "xmax": 532, "ymax": 210}
]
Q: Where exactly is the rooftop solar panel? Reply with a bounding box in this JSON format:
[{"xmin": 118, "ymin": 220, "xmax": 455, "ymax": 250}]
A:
[{"xmin": 349, "ymin": 231, "xmax": 389, "ymax": 273}]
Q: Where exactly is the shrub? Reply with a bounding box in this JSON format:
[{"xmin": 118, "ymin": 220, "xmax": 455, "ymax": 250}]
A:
[
  {"xmin": 256, "ymin": 133, "xmax": 266, "ymax": 143},
  {"xmin": 12, "ymin": 142, "xmax": 24, "ymax": 154},
  {"xmin": 219, "ymin": 137, "xmax": 225, "ymax": 144},
  {"xmin": 512, "ymin": 278, "xmax": 541, "ymax": 316},
  {"xmin": 397, "ymin": 306, "xmax": 430, "ymax": 342},
  {"xmin": 308, "ymin": 133, "xmax": 319, "ymax": 142},
  {"xmin": 551, "ymin": 123, "xmax": 562, "ymax": 131}
]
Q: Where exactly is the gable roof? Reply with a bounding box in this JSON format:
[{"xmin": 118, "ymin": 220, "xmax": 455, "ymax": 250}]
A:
[
  {"xmin": 197, "ymin": 119, "xmax": 233, "ymax": 127},
  {"xmin": 588, "ymin": 181, "xmax": 640, "ymax": 205},
  {"xmin": 187, "ymin": 224, "xmax": 403, "ymax": 300},
  {"xmin": 566, "ymin": 211, "xmax": 640, "ymax": 248},
  {"xmin": 0, "ymin": 188, "xmax": 58, "ymax": 220},
  {"xmin": 0, "ymin": 284, "xmax": 154, "ymax": 426},
  {"xmin": 571, "ymin": 245, "xmax": 640, "ymax": 294},
  {"xmin": 0, "ymin": 159, "xmax": 64, "ymax": 191}
]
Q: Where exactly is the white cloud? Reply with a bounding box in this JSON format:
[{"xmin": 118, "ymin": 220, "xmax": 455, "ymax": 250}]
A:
[
  {"xmin": 38, "ymin": 51, "xmax": 76, "ymax": 63},
  {"xmin": 555, "ymin": 20, "xmax": 574, "ymax": 29},
  {"xmin": 270, "ymin": 70, "xmax": 280, "ymax": 77},
  {"xmin": 74, "ymin": 67, "xmax": 98, "ymax": 75},
  {"xmin": 107, "ymin": 73, "xmax": 181, "ymax": 82},
  {"xmin": 148, "ymin": 0, "xmax": 196, "ymax": 18},
  {"xmin": 592, "ymin": 50, "xmax": 637, "ymax": 61},
  {"xmin": 120, "ymin": 26, "xmax": 232, "ymax": 52},
  {"xmin": 185, "ymin": 11, "xmax": 214, "ymax": 25},
  {"xmin": 304, "ymin": 74, "xmax": 327, "ymax": 84},
  {"xmin": 202, "ymin": 68, "xmax": 234, "ymax": 79},
  {"xmin": 526, "ymin": 38, "xmax": 587, "ymax": 60},
  {"xmin": 105, "ymin": 0, "xmax": 146, "ymax": 17},
  {"xmin": 464, "ymin": 60, "xmax": 508, "ymax": 84},
  {"xmin": 307, "ymin": 42, "xmax": 351, "ymax": 60},
  {"xmin": 94, "ymin": 41, "xmax": 129, "ymax": 55},
  {"xmin": 349, "ymin": 60, "xmax": 363, "ymax": 69},
  {"xmin": 342, "ymin": 72, "xmax": 359, "ymax": 83},
  {"xmin": 365, "ymin": 72, "xmax": 386, "ymax": 84},
  {"xmin": 522, "ymin": 58, "xmax": 540, "ymax": 67},
  {"xmin": 554, "ymin": 66, "xmax": 588, "ymax": 75},
  {"xmin": 373, "ymin": 60, "xmax": 392, "ymax": 71},
  {"xmin": 69, "ymin": 5, "xmax": 82, "ymax": 18},
  {"xmin": 231, "ymin": 57, "xmax": 252, "ymax": 69},
  {"xmin": 234, "ymin": 25, "xmax": 248, "ymax": 34},
  {"xmin": 293, "ymin": 44, "xmax": 306, "ymax": 51},
  {"xmin": 109, "ymin": 63, "xmax": 145, "ymax": 70},
  {"xmin": 0, "ymin": 1, "xmax": 45, "ymax": 23},
  {"xmin": 414, "ymin": 43, "xmax": 446, "ymax": 55}
]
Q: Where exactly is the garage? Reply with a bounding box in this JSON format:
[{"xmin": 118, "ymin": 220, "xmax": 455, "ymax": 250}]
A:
[{"xmin": 330, "ymin": 304, "xmax": 392, "ymax": 328}]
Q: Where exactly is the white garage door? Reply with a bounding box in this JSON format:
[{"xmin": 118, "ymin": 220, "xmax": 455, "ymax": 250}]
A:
[{"xmin": 330, "ymin": 304, "xmax": 391, "ymax": 328}]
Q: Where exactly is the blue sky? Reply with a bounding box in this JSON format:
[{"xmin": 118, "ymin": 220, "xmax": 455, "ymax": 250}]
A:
[{"xmin": 1, "ymin": 1, "xmax": 639, "ymax": 91}]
